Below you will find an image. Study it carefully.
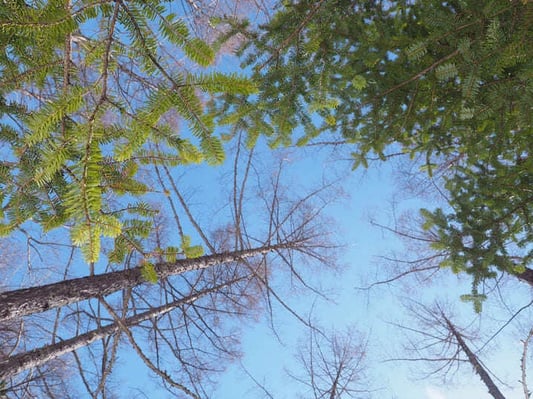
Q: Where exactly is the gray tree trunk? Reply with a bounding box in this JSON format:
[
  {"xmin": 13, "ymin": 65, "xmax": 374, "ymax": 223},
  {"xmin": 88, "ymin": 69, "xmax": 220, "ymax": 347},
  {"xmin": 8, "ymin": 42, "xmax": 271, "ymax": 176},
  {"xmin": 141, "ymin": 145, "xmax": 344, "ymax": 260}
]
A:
[
  {"xmin": 0, "ymin": 243, "xmax": 286, "ymax": 322},
  {"xmin": 0, "ymin": 282, "xmax": 228, "ymax": 380},
  {"xmin": 443, "ymin": 315, "xmax": 506, "ymax": 399}
]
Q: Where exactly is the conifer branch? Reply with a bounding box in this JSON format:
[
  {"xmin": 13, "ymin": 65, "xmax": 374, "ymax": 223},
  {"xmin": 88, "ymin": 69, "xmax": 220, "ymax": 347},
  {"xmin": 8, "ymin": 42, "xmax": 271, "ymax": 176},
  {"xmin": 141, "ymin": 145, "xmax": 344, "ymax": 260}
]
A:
[
  {"xmin": 257, "ymin": 0, "xmax": 327, "ymax": 72},
  {"xmin": 116, "ymin": 0, "xmax": 212, "ymax": 137},
  {"xmin": 373, "ymin": 49, "xmax": 460, "ymax": 101}
]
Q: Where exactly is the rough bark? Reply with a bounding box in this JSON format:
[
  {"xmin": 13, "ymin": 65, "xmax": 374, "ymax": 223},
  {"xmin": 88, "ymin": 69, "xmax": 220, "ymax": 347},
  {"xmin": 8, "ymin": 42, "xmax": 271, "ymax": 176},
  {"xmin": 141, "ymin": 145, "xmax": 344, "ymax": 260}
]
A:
[
  {"xmin": 0, "ymin": 243, "xmax": 286, "ymax": 322},
  {"xmin": 443, "ymin": 315, "xmax": 506, "ymax": 399},
  {"xmin": 0, "ymin": 282, "xmax": 229, "ymax": 380}
]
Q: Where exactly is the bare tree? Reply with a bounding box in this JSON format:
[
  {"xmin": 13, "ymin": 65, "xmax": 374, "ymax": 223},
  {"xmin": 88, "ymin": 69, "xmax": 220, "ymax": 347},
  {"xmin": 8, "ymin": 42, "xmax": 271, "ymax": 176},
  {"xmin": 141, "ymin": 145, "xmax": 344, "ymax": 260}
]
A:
[
  {"xmin": 0, "ymin": 243, "xmax": 291, "ymax": 322},
  {"xmin": 389, "ymin": 301, "xmax": 511, "ymax": 399},
  {"xmin": 0, "ymin": 279, "xmax": 242, "ymax": 380},
  {"xmin": 520, "ymin": 328, "xmax": 533, "ymax": 399},
  {"xmin": 288, "ymin": 326, "xmax": 369, "ymax": 399},
  {"xmin": 1, "ymin": 140, "xmax": 342, "ymax": 397}
]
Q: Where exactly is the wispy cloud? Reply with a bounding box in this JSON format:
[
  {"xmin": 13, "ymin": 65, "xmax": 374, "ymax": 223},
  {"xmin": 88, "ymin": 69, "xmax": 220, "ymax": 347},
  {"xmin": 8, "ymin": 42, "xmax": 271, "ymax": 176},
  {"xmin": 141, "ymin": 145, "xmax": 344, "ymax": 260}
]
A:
[{"xmin": 424, "ymin": 386, "xmax": 447, "ymax": 399}]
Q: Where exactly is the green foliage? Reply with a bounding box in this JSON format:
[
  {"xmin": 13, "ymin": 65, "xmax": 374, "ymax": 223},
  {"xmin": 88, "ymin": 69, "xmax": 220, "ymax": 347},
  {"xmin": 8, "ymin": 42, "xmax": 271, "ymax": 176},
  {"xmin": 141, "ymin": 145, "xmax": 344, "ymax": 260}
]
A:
[
  {"xmin": 162, "ymin": 246, "xmax": 180, "ymax": 262},
  {"xmin": 460, "ymin": 292, "xmax": 487, "ymax": 314},
  {"xmin": 181, "ymin": 235, "xmax": 204, "ymax": 258},
  {"xmin": 219, "ymin": 0, "xmax": 533, "ymax": 298},
  {"xmin": 141, "ymin": 260, "xmax": 158, "ymax": 283},
  {"xmin": 422, "ymin": 148, "xmax": 532, "ymax": 290},
  {"xmin": 0, "ymin": 0, "xmax": 255, "ymax": 265},
  {"xmin": 435, "ymin": 63, "xmax": 458, "ymax": 82},
  {"xmin": 406, "ymin": 41, "xmax": 428, "ymax": 62}
]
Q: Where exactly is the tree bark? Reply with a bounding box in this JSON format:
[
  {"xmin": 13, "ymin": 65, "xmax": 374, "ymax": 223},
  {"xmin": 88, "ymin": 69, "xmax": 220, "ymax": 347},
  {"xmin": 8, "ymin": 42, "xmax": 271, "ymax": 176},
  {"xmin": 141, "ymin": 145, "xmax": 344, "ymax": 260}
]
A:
[
  {"xmin": 0, "ymin": 282, "xmax": 229, "ymax": 380},
  {"xmin": 443, "ymin": 315, "xmax": 506, "ymax": 399},
  {"xmin": 0, "ymin": 243, "xmax": 286, "ymax": 322},
  {"xmin": 516, "ymin": 267, "xmax": 533, "ymax": 287}
]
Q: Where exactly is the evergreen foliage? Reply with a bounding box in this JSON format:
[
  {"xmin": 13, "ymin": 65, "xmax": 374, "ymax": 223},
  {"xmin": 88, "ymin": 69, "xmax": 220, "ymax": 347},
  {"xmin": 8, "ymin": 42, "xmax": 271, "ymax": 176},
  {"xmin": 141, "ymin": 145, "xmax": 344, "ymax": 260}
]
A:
[
  {"xmin": 220, "ymin": 0, "xmax": 533, "ymax": 302},
  {"xmin": 0, "ymin": 0, "xmax": 256, "ymax": 263}
]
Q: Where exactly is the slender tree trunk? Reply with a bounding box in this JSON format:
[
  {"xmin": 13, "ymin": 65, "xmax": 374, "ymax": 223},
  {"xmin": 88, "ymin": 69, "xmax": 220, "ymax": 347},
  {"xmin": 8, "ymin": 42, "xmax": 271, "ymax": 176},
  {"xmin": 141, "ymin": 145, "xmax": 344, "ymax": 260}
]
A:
[
  {"xmin": 0, "ymin": 281, "xmax": 233, "ymax": 380},
  {"xmin": 0, "ymin": 243, "xmax": 287, "ymax": 322},
  {"xmin": 442, "ymin": 315, "xmax": 506, "ymax": 399},
  {"xmin": 328, "ymin": 368, "xmax": 340, "ymax": 399}
]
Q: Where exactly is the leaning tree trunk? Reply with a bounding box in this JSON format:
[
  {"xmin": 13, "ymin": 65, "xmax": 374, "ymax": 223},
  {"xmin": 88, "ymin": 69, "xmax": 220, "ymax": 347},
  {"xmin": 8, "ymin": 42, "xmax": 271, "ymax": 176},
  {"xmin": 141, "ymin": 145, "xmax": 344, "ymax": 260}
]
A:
[
  {"xmin": 443, "ymin": 314, "xmax": 506, "ymax": 399},
  {"xmin": 0, "ymin": 281, "xmax": 234, "ymax": 380},
  {"xmin": 0, "ymin": 243, "xmax": 288, "ymax": 322}
]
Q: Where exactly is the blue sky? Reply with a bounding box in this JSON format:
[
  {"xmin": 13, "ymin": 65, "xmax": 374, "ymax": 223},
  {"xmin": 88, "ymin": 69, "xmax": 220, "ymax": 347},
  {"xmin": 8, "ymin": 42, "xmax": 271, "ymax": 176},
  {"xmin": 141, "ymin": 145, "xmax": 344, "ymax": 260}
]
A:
[
  {"xmin": 204, "ymin": 143, "xmax": 532, "ymax": 399},
  {"xmin": 2, "ymin": 100, "xmax": 529, "ymax": 399},
  {"xmin": 103, "ymin": 139, "xmax": 531, "ymax": 398}
]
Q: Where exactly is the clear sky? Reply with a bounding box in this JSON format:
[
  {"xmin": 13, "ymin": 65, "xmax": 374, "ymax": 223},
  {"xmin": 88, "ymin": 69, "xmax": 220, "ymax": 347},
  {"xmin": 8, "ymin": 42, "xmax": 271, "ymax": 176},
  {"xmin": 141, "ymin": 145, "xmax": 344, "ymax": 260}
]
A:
[
  {"xmin": 106, "ymin": 140, "xmax": 532, "ymax": 399},
  {"xmin": 204, "ymin": 143, "xmax": 532, "ymax": 399}
]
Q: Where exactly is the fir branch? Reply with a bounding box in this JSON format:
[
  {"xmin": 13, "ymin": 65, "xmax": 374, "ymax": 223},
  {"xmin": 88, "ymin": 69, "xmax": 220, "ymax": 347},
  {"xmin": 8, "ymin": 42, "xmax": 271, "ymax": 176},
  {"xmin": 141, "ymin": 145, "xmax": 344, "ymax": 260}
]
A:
[
  {"xmin": 116, "ymin": 0, "xmax": 212, "ymax": 138},
  {"xmin": 374, "ymin": 49, "xmax": 460, "ymax": 101},
  {"xmin": 257, "ymin": 0, "xmax": 327, "ymax": 72}
]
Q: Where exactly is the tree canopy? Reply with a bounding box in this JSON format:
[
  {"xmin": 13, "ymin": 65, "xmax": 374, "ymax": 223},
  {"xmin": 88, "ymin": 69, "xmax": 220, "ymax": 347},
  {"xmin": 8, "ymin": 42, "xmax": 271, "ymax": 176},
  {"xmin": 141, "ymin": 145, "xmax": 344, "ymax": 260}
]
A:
[
  {"xmin": 0, "ymin": 0, "xmax": 531, "ymax": 396},
  {"xmin": 0, "ymin": 0, "xmax": 256, "ymax": 264},
  {"xmin": 219, "ymin": 0, "xmax": 533, "ymax": 303}
]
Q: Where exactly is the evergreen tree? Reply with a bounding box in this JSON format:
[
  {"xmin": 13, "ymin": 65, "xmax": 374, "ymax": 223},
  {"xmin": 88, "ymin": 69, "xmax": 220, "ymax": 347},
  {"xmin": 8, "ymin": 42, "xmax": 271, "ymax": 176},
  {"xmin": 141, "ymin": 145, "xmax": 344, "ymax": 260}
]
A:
[
  {"xmin": 0, "ymin": 0, "xmax": 256, "ymax": 264},
  {"xmin": 221, "ymin": 0, "xmax": 533, "ymax": 302}
]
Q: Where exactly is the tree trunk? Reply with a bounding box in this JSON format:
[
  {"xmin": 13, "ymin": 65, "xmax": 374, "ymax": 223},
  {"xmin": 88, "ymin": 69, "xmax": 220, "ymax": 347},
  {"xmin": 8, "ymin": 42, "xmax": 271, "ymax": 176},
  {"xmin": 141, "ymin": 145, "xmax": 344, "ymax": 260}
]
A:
[
  {"xmin": 443, "ymin": 315, "xmax": 506, "ymax": 399},
  {"xmin": 328, "ymin": 368, "xmax": 341, "ymax": 399},
  {"xmin": 0, "ymin": 243, "xmax": 286, "ymax": 322},
  {"xmin": 516, "ymin": 267, "xmax": 533, "ymax": 286},
  {"xmin": 0, "ymin": 281, "xmax": 233, "ymax": 380}
]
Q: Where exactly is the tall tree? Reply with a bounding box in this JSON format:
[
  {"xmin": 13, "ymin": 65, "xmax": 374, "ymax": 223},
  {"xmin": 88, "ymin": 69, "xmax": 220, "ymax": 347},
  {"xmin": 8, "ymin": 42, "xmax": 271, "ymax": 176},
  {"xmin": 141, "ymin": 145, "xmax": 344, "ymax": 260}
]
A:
[
  {"xmin": 0, "ymin": 242, "xmax": 290, "ymax": 322},
  {"xmin": 0, "ymin": 138, "xmax": 340, "ymax": 397},
  {"xmin": 0, "ymin": 281, "xmax": 232, "ymax": 380},
  {"xmin": 389, "ymin": 301, "xmax": 528, "ymax": 399}
]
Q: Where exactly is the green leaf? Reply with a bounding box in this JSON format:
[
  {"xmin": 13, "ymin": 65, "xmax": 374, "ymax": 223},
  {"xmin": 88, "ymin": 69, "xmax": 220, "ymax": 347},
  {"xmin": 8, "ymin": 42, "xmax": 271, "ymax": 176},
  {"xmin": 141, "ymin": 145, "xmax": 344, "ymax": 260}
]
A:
[
  {"xmin": 460, "ymin": 293, "xmax": 487, "ymax": 313},
  {"xmin": 25, "ymin": 86, "xmax": 85, "ymax": 146},
  {"xmin": 180, "ymin": 235, "xmax": 204, "ymax": 258},
  {"xmin": 406, "ymin": 41, "xmax": 427, "ymax": 62},
  {"xmin": 435, "ymin": 63, "xmax": 458, "ymax": 82},
  {"xmin": 163, "ymin": 246, "xmax": 180, "ymax": 262}
]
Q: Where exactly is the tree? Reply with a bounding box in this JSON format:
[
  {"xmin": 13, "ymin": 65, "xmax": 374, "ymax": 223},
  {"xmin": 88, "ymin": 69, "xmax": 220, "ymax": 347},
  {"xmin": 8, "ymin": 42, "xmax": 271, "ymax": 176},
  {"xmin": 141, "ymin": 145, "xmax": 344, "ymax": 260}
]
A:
[
  {"xmin": 289, "ymin": 326, "xmax": 369, "ymax": 399},
  {"xmin": 0, "ymin": 1, "xmax": 348, "ymax": 397},
  {"xmin": 4, "ymin": 0, "xmax": 527, "ymax": 397},
  {"xmin": 0, "ymin": 0, "xmax": 256, "ymax": 264},
  {"xmin": 219, "ymin": 0, "xmax": 533, "ymax": 300},
  {"xmin": 389, "ymin": 301, "xmax": 532, "ymax": 399},
  {"xmin": 0, "ymin": 243, "xmax": 289, "ymax": 322},
  {"xmin": 0, "ymin": 135, "xmax": 340, "ymax": 397},
  {"xmin": 0, "ymin": 281, "xmax": 232, "ymax": 380}
]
